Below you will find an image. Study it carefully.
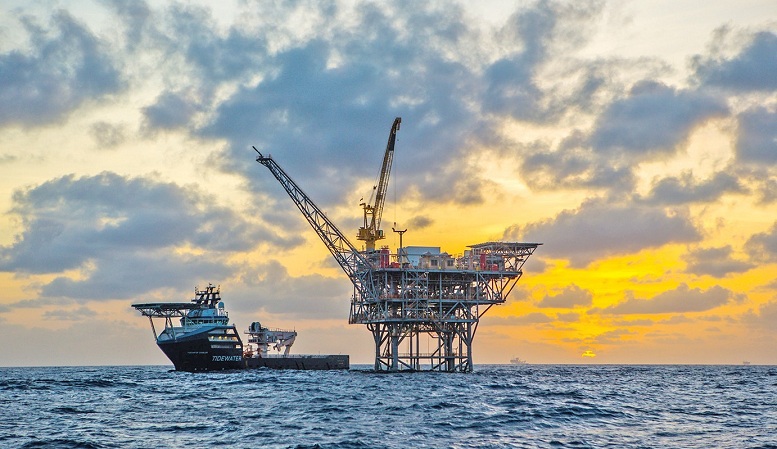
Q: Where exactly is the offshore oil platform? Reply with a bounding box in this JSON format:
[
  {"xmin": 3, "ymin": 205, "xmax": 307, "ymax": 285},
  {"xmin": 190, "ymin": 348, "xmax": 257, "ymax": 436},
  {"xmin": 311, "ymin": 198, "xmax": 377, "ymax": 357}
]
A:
[{"xmin": 254, "ymin": 117, "xmax": 540, "ymax": 372}]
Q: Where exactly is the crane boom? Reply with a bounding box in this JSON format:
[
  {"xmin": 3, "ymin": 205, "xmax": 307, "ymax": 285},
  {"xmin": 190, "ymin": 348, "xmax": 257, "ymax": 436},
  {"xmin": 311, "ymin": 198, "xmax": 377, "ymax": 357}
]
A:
[
  {"xmin": 372, "ymin": 117, "xmax": 400, "ymax": 236},
  {"xmin": 358, "ymin": 117, "xmax": 401, "ymax": 251},
  {"xmin": 253, "ymin": 148, "xmax": 370, "ymax": 285}
]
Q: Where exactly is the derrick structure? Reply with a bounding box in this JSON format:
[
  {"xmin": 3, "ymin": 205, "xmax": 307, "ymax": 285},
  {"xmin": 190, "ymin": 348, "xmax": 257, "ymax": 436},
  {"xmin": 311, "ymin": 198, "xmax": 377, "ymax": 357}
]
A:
[{"xmin": 254, "ymin": 119, "xmax": 540, "ymax": 372}]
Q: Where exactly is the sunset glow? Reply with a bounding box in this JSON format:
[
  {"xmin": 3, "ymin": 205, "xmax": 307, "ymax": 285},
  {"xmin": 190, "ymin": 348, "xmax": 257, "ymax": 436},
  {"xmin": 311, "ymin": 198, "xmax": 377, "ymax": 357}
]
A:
[{"xmin": 1, "ymin": 0, "xmax": 776, "ymax": 366}]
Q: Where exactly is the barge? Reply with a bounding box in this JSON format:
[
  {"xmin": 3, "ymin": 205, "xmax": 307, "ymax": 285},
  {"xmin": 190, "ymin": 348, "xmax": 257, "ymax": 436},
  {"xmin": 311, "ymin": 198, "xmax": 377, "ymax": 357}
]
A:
[{"xmin": 132, "ymin": 284, "xmax": 348, "ymax": 371}]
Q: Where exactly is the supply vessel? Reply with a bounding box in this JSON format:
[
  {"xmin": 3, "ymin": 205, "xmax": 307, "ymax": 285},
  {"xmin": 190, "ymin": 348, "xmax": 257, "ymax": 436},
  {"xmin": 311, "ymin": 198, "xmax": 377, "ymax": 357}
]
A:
[{"xmin": 132, "ymin": 284, "xmax": 348, "ymax": 371}]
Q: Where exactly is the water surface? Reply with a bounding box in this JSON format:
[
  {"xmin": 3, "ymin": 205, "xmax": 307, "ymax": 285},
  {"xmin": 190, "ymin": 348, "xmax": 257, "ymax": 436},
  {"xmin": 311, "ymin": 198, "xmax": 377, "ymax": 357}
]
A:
[{"xmin": 1, "ymin": 364, "xmax": 775, "ymax": 448}]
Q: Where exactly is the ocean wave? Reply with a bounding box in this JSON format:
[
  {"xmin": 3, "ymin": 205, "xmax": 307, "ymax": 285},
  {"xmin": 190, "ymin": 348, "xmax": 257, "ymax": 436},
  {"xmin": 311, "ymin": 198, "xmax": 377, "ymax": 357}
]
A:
[{"xmin": 1, "ymin": 365, "xmax": 776, "ymax": 448}]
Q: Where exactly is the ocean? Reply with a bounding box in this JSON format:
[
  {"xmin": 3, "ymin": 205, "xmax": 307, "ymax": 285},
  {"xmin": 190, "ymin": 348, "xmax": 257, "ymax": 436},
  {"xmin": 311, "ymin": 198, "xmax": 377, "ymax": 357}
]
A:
[{"xmin": 1, "ymin": 364, "xmax": 775, "ymax": 448}]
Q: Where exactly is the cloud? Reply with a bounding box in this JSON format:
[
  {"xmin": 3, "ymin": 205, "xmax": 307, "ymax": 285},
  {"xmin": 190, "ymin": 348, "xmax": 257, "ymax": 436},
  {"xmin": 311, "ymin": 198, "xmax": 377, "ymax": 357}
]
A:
[
  {"xmin": 593, "ymin": 328, "xmax": 635, "ymax": 344},
  {"xmin": 90, "ymin": 121, "xmax": 126, "ymax": 149},
  {"xmin": 556, "ymin": 312, "xmax": 579, "ymax": 322},
  {"xmin": 103, "ymin": 0, "xmax": 152, "ymax": 53},
  {"xmin": 505, "ymin": 198, "xmax": 701, "ymax": 266},
  {"xmin": 741, "ymin": 300, "xmax": 777, "ymax": 330},
  {"xmin": 191, "ymin": 1, "xmax": 614, "ymax": 209},
  {"xmin": 206, "ymin": 35, "xmax": 473, "ymax": 206},
  {"xmin": 482, "ymin": 0, "xmax": 552, "ymax": 122},
  {"xmin": 519, "ymin": 143, "xmax": 635, "ymax": 191},
  {"xmin": 486, "ymin": 312, "xmax": 554, "ymax": 325},
  {"xmin": 42, "ymin": 306, "xmax": 95, "ymax": 321},
  {"xmin": 641, "ymin": 171, "xmax": 746, "ymax": 205},
  {"xmin": 537, "ymin": 284, "xmax": 592, "ymax": 308},
  {"xmin": 693, "ymin": 30, "xmax": 777, "ymax": 91},
  {"xmin": 0, "ymin": 10, "xmax": 123, "ymax": 127},
  {"xmin": 735, "ymin": 106, "xmax": 777, "ymax": 164},
  {"xmin": 683, "ymin": 245, "xmax": 754, "ymax": 277},
  {"xmin": 229, "ymin": 261, "xmax": 352, "ymax": 320},
  {"xmin": 597, "ymin": 283, "xmax": 737, "ymax": 314},
  {"xmin": 745, "ymin": 221, "xmax": 777, "ymax": 262},
  {"xmin": 159, "ymin": 2, "xmax": 268, "ymax": 84},
  {"xmin": 0, "ymin": 172, "xmax": 297, "ymax": 300},
  {"xmin": 517, "ymin": 79, "xmax": 730, "ymax": 195},
  {"xmin": 1, "ymin": 172, "xmax": 251, "ymax": 272},
  {"xmin": 402, "ymin": 215, "xmax": 433, "ymax": 231},
  {"xmin": 588, "ymin": 81, "xmax": 728, "ymax": 158},
  {"xmin": 756, "ymin": 177, "xmax": 777, "ymax": 204},
  {"xmin": 142, "ymin": 91, "xmax": 201, "ymax": 131},
  {"xmin": 40, "ymin": 253, "xmax": 233, "ymax": 301},
  {"xmin": 482, "ymin": 1, "xmax": 605, "ymax": 121}
]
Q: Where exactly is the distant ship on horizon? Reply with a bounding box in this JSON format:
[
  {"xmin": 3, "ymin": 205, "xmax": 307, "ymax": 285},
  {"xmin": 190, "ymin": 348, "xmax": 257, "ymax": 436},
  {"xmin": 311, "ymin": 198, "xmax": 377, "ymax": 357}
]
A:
[{"xmin": 510, "ymin": 356, "xmax": 528, "ymax": 365}]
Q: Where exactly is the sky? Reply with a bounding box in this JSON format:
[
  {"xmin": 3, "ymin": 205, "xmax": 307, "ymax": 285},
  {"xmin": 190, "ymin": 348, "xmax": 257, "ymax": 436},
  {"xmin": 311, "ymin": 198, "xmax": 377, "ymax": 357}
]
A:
[{"xmin": 1, "ymin": 0, "xmax": 776, "ymax": 367}]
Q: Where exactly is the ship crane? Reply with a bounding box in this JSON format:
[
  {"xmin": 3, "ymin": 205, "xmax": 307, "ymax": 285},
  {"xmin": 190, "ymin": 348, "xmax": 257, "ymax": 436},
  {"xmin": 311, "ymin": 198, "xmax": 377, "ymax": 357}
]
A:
[
  {"xmin": 254, "ymin": 118, "xmax": 541, "ymax": 372},
  {"xmin": 358, "ymin": 117, "xmax": 401, "ymax": 252},
  {"xmin": 252, "ymin": 146, "xmax": 375, "ymax": 304}
]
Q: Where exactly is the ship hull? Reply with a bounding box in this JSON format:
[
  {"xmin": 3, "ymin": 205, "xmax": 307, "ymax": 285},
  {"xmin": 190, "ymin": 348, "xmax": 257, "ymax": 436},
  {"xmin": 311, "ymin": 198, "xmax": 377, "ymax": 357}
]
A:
[
  {"xmin": 157, "ymin": 326, "xmax": 244, "ymax": 372},
  {"xmin": 157, "ymin": 328, "xmax": 349, "ymax": 372},
  {"xmin": 245, "ymin": 355, "xmax": 349, "ymax": 370}
]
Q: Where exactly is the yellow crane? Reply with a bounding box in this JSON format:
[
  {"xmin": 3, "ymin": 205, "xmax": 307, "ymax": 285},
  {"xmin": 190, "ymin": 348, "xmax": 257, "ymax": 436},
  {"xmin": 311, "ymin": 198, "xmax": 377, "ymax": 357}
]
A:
[{"xmin": 357, "ymin": 117, "xmax": 401, "ymax": 252}]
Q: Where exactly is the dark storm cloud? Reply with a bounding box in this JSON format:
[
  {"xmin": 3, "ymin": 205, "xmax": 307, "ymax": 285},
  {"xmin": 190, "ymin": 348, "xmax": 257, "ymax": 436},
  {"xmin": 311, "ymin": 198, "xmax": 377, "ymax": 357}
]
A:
[
  {"xmin": 0, "ymin": 10, "xmax": 123, "ymax": 127},
  {"xmin": 745, "ymin": 221, "xmax": 777, "ymax": 263},
  {"xmin": 537, "ymin": 284, "xmax": 593, "ymax": 308},
  {"xmin": 693, "ymin": 30, "xmax": 777, "ymax": 92},
  {"xmin": 735, "ymin": 107, "xmax": 777, "ymax": 164},
  {"xmin": 505, "ymin": 198, "xmax": 701, "ymax": 267},
  {"xmin": 0, "ymin": 172, "xmax": 296, "ymax": 300},
  {"xmin": 597, "ymin": 284, "xmax": 736, "ymax": 315},
  {"xmin": 641, "ymin": 171, "xmax": 746, "ymax": 205},
  {"xmin": 589, "ymin": 81, "xmax": 728, "ymax": 158},
  {"xmin": 683, "ymin": 245, "xmax": 754, "ymax": 278}
]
